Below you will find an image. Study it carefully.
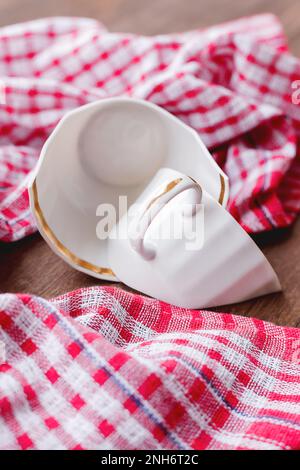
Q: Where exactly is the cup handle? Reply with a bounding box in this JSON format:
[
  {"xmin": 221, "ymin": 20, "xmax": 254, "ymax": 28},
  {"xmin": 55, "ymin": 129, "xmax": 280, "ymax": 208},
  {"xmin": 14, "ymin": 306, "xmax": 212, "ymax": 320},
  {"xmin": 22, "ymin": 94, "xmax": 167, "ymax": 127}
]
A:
[{"xmin": 129, "ymin": 176, "xmax": 202, "ymax": 260}]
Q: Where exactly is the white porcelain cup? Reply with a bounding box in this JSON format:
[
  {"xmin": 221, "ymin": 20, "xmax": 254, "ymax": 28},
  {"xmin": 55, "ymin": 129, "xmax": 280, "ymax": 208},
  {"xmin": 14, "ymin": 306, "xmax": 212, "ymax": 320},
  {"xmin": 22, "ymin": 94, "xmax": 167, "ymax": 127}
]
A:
[
  {"xmin": 108, "ymin": 168, "xmax": 281, "ymax": 309},
  {"xmin": 28, "ymin": 97, "xmax": 229, "ymax": 281}
]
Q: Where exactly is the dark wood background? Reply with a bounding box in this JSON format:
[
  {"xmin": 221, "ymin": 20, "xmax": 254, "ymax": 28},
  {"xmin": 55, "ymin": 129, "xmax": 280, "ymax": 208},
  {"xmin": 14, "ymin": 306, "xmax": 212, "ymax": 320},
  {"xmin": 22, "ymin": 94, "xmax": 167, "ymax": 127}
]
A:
[{"xmin": 0, "ymin": 0, "xmax": 300, "ymax": 327}]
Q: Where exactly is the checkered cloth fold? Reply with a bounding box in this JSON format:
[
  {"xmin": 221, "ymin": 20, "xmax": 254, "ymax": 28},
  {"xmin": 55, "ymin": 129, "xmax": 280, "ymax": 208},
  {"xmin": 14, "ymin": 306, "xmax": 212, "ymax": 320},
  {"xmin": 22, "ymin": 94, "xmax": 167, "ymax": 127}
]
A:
[
  {"xmin": 1, "ymin": 14, "xmax": 300, "ymax": 241},
  {"xmin": 0, "ymin": 286, "xmax": 300, "ymax": 450}
]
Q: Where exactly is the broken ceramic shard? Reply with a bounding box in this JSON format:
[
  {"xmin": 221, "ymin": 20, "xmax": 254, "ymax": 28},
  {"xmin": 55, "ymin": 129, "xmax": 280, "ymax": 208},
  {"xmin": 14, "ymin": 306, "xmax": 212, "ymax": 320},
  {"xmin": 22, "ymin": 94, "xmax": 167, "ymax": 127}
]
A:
[{"xmin": 108, "ymin": 168, "xmax": 281, "ymax": 309}]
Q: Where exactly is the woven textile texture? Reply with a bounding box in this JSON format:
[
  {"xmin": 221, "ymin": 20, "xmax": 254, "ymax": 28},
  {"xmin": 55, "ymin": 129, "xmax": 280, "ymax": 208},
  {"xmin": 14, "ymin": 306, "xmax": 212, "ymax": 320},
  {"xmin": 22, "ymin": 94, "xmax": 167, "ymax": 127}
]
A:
[
  {"xmin": 1, "ymin": 14, "xmax": 300, "ymax": 241},
  {"xmin": 0, "ymin": 286, "xmax": 300, "ymax": 450}
]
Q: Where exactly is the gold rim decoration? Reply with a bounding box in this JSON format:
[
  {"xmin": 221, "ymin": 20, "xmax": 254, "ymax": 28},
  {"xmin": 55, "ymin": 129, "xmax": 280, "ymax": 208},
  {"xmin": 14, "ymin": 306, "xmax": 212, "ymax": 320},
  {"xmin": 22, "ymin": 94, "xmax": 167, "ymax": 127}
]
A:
[
  {"xmin": 142, "ymin": 173, "xmax": 226, "ymax": 217},
  {"xmin": 145, "ymin": 178, "xmax": 182, "ymax": 212},
  {"xmin": 218, "ymin": 174, "xmax": 226, "ymax": 206},
  {"xmin": 184, "ymin": 174, "xmax": 226, "ymax": 206},
  {"xmin": 31, "ymin": 180, "xmax": 116, "ymax": 278}
]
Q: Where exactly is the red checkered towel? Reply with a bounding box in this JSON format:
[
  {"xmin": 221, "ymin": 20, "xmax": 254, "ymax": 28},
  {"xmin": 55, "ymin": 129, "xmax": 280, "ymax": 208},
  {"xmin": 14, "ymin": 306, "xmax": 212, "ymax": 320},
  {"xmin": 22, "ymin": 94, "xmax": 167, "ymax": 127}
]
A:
[
  {"xmin": 1, "ymin": 14, "xmax": 300, "ymax": 241},
  {"xmin": 0, "ymin": 286, "xmax": 300, "ymax": 450}
]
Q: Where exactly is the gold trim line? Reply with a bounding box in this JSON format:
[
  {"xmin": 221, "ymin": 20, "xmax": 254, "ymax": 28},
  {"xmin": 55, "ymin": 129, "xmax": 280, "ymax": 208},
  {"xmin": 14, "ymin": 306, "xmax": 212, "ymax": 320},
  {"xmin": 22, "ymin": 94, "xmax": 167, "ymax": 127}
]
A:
[
  {"xmin": 31, "ymin": 180, "xmax": 115, "ymax": 277},
  {"xmin": 218, "ymin": 174, "xmax": 226, "ymax": 205},
  {"xmin": 145, "ymin": 178, "xmax": 182, "ymax": 212}
]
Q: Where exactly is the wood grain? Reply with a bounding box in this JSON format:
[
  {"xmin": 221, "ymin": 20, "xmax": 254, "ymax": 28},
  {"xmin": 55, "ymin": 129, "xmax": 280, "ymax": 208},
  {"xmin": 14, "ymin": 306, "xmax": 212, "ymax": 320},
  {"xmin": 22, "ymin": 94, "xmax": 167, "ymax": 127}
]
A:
[{"xmin": 0, "ymin": 0, "xmax": 300, "ymax": 327}]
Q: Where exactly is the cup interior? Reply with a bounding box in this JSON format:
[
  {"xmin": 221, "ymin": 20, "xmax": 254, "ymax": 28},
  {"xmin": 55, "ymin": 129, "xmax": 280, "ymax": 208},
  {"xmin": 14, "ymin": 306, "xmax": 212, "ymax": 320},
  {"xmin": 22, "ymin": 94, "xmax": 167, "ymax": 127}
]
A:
[{"xmin": 78, "ymin": 100, "xmax": 167, "ymax": 188}]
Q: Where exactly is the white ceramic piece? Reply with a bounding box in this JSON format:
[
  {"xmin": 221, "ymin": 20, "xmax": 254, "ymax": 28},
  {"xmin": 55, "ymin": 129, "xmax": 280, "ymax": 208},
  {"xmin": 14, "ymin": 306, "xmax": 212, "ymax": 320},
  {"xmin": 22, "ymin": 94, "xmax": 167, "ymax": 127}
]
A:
[
  {"xmin": 108, "ymin": 168, "xmax": 281, "ymax": 308},
  {"xmin": 28, "ymin": 98, "xmax": 229, "ymax": 280}
]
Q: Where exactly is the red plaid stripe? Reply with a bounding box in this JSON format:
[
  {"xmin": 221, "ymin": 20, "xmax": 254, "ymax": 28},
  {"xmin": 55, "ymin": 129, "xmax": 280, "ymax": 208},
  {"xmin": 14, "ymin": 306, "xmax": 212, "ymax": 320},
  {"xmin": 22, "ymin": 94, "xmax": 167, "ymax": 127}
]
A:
[
  {"xmin": 0, "ymin": 286, "xmax": 299, "ymax": 450},
  {"xmin": 1, "ymin": 14, "xmax": 300, "ymax": 241}
]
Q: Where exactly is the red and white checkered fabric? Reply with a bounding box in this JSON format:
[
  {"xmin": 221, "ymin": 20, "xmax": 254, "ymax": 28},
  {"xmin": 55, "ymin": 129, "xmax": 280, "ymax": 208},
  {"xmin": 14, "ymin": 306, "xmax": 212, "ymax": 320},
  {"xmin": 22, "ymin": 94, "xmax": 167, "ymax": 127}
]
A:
[
  {"xmin": 0, "ymin": 286, "xmax": 300, "ymax": 450},
  {"xmin": 1, "ymin": 14, "xmax": 300, "ymax": 241}
]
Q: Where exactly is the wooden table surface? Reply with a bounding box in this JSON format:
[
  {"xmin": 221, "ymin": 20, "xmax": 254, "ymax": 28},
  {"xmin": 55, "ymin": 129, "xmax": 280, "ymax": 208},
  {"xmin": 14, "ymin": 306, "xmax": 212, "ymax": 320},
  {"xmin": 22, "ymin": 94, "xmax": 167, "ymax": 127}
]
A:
[{"xmin": 0, "ymin": 0, "xmax": 300, "ymax": 327}]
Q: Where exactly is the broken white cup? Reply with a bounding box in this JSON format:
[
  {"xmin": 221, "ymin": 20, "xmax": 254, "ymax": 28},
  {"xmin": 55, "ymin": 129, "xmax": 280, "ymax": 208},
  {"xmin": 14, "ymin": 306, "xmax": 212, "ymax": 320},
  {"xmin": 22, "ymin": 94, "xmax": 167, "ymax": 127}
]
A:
[{"xmin": 28, "ymin": 98, "xmax": 228, "ymax": 280}]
